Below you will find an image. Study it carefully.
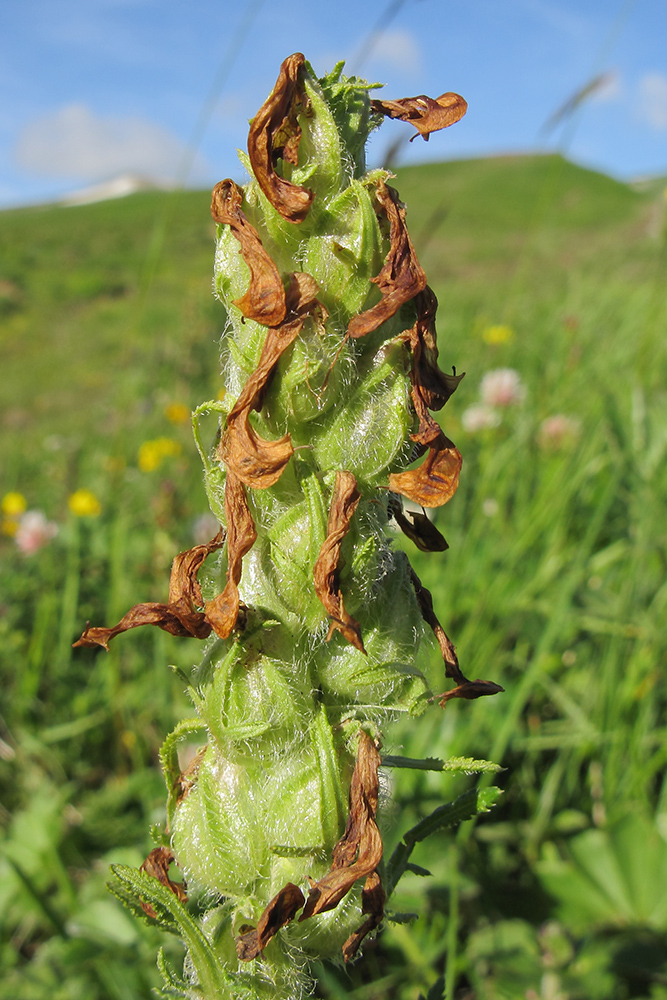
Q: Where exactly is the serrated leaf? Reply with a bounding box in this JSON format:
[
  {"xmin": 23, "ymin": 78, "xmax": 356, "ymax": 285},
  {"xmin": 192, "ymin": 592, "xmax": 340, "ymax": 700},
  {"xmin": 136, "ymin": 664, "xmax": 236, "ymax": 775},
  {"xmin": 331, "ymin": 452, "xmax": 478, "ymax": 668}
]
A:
[
  {"xmin": 107, "ymin": 878, "xmax": 178, "ymax": 934},
  {"xmin": 109, "ymin": 866, "xmax": 235, "ymax": 998},
  {"xmin": 156, "ymin": 948, "xmax": 194, "ymax": 998},
  {"xmin": 441, "ymin": 756, "xmax": 503, "ymax": 774},
  {"xmin": 385, "ymin": 786, "xmax": 502, "ymax": 895},
  {"xmin": 381, "ymin": 754, "xmax": 502, "ymax": 773}
]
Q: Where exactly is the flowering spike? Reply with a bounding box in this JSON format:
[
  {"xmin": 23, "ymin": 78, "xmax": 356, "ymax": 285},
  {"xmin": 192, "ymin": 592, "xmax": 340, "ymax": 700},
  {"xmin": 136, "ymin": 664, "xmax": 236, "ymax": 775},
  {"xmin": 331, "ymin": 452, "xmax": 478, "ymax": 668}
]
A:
[{"xmin": 77, "ymin": 56, "xmax": 502, "ymax": 999}]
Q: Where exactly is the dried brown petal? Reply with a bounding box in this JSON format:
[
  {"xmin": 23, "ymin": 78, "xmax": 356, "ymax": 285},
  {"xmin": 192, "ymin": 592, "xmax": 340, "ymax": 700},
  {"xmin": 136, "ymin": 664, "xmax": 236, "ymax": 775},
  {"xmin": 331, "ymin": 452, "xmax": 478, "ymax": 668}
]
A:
[
  {"xmin": 313, "ymin": 471, "xmax": 366, "ymax": 653},
  {"xmin": 394, "ymin": 506, "xmax": 449, "ymax": 552},
  {"xmin": 438, "ymin": 680, "xmax": 505, "ymax": 707},
  {"xmin": 388, "ymin": 432, "xmax": 462, "ymax": 509},
  {"xmin": 300, "ymin": 731, "xmax": 382, "ymax": 921},
  {"xmin": 236, "ymin": 882, "xmax": 305, "ymax": 961},
  {"xmin": 205, "ymin": 473, "xmax": 257, "ymax": 639},
  {"xmin": 342, "ymin": 871, "xmax": 385, "ymax": 962},
  {"xmin": 139, "ymin": 847, "xmax": 187, "ymax": 919},
  {"xmin": 348, "ymin": 181, "xmax": 426, "ymax": 339},
  {"xmin": 247, "ymin": 52, "xmax": 314, "ymax": 223},
  {"xmin": 409, "ymin": 567, "xmax": 504, "ymax": 705},
  {"xmin": 73, "ymin": 531, "xmax": 225, "ymax": 650},
  {"xmin": 371, "ymin": 92, "xmax": 467, "ymax": 142},
  {"xmin": 211, "ymin": 178, "xmax": 286, "ymax": 326},
  {"xmin": 409, "ymin": 567, "xmax": 465, "ymax": 684},
  {"xmin": 403, "ymin": 287, "xmax": 465, "ymax": 417},
  {"xmin": 219, "ymin": 272, "xmax": 320, "ymax": 489}
]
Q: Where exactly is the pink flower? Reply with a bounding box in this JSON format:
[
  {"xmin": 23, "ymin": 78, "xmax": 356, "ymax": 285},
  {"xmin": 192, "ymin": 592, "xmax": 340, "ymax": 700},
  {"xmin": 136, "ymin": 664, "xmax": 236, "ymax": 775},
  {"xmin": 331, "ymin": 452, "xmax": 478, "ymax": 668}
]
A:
[
  {"xmin": 461, "ymin": 404, "xmax": 501, "ymax": 432},
  {"xmin": 15, "ymin": 511, "xmax": 58, "ymax": 555},
  {"xmin": 538, "ymin": 414, "xmax": 581, "ymax": 450},
  {"xmin": 480, "ymin": 368, "xmax": 526, "ymax": 408}
]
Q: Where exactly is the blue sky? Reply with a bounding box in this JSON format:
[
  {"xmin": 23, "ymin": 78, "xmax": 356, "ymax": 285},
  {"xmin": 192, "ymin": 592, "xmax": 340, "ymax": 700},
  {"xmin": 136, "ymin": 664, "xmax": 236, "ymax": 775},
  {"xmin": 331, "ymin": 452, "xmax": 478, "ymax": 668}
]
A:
[{"xmin": 1, "ymin": 0, "xmax": 666, "ymax": 207}]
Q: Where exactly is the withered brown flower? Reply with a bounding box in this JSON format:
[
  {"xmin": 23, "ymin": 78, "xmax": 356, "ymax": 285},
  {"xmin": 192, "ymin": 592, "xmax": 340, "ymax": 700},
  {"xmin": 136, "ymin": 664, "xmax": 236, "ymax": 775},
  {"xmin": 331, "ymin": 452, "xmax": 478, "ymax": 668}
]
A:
[
  {"xmin": 313, "ymin": 471, "xmax": 366, "ymax": 653},
  {"xmin": 371, "ymin": 91, "xmax": 467, "ymax": 141},
  {"xmin": 348, "ymin": 180, "xmax": 426, "ymax": 339},
  {"xmin": 247, "ymin": 52, "xmax": 315, "ymax": 223},
  {"xmin": 211, "ymin": 178, "xmax": 287, "ymax": 327}
]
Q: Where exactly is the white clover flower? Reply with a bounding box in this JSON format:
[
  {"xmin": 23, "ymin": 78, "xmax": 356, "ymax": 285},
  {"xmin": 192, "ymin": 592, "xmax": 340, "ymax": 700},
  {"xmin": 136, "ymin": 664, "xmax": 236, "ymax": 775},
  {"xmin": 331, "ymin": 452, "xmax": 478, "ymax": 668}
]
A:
[
  {"xmin": 537, "ymin": 414, "xmax": 581, "ymax": 450},
  {"xmin": 461, "ymin": 404, "xmax": 501, "ymax": 432},
  {"xmin": 480, "ymin": 368, "xmax": 526, "ymax": 408},
  {"xmin": 15, "ymin": 510, "xmax": 58, "ymax": 555}
]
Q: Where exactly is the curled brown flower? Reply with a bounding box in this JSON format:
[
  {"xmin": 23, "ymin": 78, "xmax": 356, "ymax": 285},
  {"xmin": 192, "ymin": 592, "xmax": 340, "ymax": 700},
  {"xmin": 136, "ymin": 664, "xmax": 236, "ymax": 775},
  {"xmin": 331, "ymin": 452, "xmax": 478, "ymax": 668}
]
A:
[
  {"xmin": 73, "ymin": 530, "xmax": 225, "ymax": 650},
  {"xmin": 218, "ymin": 272, "xmax": 321, "ymax": 489},
  {"xmin": 247, "ymin": 52, "xmax": 314, "ymax": 223},
  {"xmin": 211, "ymin": 178, "xmax": 286, "ymax": 327},
  {"xmin": 236, "ymin": 731, "xmax": 384, "ymax": 962},
  {"xmin": 389, "ymin": 431, "xmax": 462, "ymax": 509},
  {"xmin": 313, "ymin": 471, "xmax": 366, "ymax": 653},
  {"xmin": 371, "ymin": 91, "xmax": 467, "ymax": 141},
  {"xmin": 300, "ymin": 731, "xmax": 383, "ymax": 931},
  {"xmin": 393, "ymin": 505, "xmax": 449, "ymax": 552},
  {"xmin": 403, "ymin": 287, "xmax": 465, "ymax": 418},
  {"xmin": 236, "ymin": 882, "xmax": 305, "ymax": 960},
  {"xmin": 348, "ymin": 180, "xmax": 426, "ymax": 339},
  {"xmin": 409, "ymin": 567, "xmax": 504, "ymax": 706},
  {"xmin": 204, "ymin": 472, "xmax": 257, "ymax": 639}
]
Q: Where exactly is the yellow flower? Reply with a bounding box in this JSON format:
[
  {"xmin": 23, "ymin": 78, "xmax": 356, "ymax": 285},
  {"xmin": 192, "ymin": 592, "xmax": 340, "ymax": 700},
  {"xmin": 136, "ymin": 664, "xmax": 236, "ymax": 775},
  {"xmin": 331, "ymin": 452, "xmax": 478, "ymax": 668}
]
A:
[
  {"xmin": 138, "ymin": 437, "xmax": 182, "ymax": 473},
  {"xmin": 164, "ymin": 402, "xmax": 190, "ymax": 425},
  {"xmin": 482, "ymin": 324, "xmax": 515, "ymax": 345},
  {"xmin": 68, "ymin": 489, "xmax": 102, "ymax": 517},
  {"xmin": 1, "ymin": 518, "xmax": 19, "ymax": 537},
  {"xmin": 1, "ymin": 491, "xmax": 27, "ymax": 517}
]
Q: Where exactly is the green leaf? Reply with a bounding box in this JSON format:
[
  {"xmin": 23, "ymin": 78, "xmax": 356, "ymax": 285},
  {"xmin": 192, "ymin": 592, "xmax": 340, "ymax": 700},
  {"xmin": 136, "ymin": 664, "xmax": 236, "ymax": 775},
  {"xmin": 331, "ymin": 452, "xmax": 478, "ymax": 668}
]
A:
[
  {"xmin": 385, "ymin": 786, "xmax": 502, "ymax": 895},
  {"xmin": 386, "ymin": 911, "xmax": 418, "ymax": 924},
  {"xmin": 381, "ymin": 754, "xmax": 502, "ymax": 774},
  {"xmin": 156, "ymin": 948, "xmax": 194, "ymax": 999},
  {"xmin": 419, "ymin": 974, "xmax": 445, "ymax": 1000},
  {"xmin": 405, "ymin": 862, "xmax": 432, "ymax": 877},
  {"xmin": 109, "ymin": 865, "xmax": 239, "ymax": 999}
]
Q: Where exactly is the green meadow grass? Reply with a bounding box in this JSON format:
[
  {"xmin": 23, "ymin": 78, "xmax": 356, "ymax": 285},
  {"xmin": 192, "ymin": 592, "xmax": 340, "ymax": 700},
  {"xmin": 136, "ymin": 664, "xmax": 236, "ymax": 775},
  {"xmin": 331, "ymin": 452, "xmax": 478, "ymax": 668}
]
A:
[{"xmin": 1, "ymin": 154, "xmax": 666, "ymax": 999}]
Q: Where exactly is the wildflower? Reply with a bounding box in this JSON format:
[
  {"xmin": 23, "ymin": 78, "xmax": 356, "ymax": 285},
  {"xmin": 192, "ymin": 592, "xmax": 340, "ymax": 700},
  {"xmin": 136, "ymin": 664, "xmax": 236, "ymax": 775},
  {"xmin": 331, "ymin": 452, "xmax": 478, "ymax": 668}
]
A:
[
  {"xmin": 2, "ymin": 491, "xmax": 27, "ymax": 517},
  {"xmin": 461, "ymin": 404, "xmax": 501, "ymax": 432},
  {"xmin": 537, "ymin": 414, "xmax": 581, "ymax": 450},
  {"xmin": 15, "ymin": 510, "xmax": 58, "ymax": 555},
  {"xmin": 480, "ymin": 367, "xmax": 526, "ymax": 408},
  {"xmin": 68, "ymin": 489, "xmax": 102, "ymax": 517},
  {"xmin": 1, "ymin": 492, "xmax": 28, "ymax": 536},
  {"xmin": 164, "ymin": 402, "xmax": 190, "ymax": 425},
  {"xmin": 482, "ymin": 324, "xmax": 514, "ymax": 345},
  {"xmin": 137, "ymin": 437, "xmax": 181, "ymax": 472},
  {"xmin": 482, "ymin": 498, "xmax": 499, "ymax": 517},
  {"xmin": 75, "ymin": 54, "xmax": 502, "ymax": 997}
]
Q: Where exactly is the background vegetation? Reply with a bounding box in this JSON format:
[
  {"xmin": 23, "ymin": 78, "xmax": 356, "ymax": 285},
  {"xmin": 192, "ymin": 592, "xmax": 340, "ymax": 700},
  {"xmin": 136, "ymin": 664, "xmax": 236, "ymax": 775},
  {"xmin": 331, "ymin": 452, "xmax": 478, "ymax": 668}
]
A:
[{"xmin": 1, "ymin": 152, "xmax": 666, "ymax": 999}]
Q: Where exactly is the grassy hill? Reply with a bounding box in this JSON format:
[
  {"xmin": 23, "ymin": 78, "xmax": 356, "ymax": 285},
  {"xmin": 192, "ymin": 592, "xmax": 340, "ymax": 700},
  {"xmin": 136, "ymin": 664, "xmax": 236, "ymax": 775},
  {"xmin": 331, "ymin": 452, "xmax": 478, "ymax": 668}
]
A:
[
  {"xmin": 1, "ymin": 154, "xmax": 666, "ymax": 1000},
  {"xmin": 0, "ymin": 153, "xmax": 659, "ymax": 485}
]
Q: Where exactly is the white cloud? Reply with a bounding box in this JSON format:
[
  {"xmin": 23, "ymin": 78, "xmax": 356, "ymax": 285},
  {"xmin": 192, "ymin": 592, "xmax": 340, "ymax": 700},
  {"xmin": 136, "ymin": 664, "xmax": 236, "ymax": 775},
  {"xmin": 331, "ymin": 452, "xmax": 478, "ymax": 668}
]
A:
[
  {"xmin": 369, "ymin": 29, "xmax": 420, "ymax": 77},
  {"xmin": 14, "ymin": 103, "xmax": 205, "ymax": 182},
  {"xmin": 638, "ymin": 73, "xmax": 667, "ymax": 131}
]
